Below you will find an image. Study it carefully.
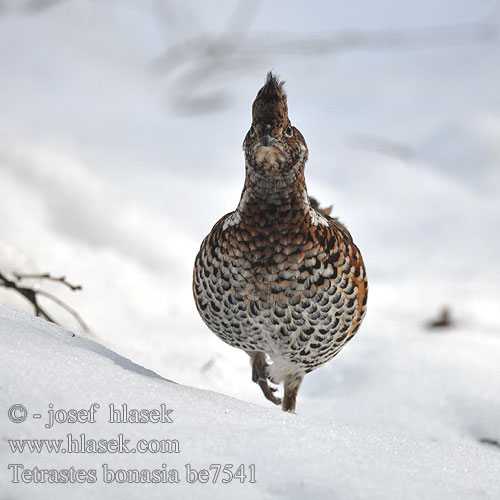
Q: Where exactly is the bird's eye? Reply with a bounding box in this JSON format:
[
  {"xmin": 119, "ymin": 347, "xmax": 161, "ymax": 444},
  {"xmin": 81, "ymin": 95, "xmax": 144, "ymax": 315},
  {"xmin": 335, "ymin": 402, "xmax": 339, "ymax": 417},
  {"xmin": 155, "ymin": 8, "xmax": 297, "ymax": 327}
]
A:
[
  {"xmin": 285, "ymin": 124, "xmax": 293, "ymax": 137},
  {"xmin": 249, "ymin": 126, "xmax": 255, "ymax": 137}
]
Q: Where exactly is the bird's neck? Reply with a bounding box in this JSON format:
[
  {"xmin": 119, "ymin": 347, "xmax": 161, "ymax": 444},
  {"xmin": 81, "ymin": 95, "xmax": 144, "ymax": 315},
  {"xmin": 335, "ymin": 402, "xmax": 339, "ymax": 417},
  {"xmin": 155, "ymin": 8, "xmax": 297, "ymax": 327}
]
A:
[{"xmin": 237, "ymin": 165, "xmax": 312, "ymax": 223}]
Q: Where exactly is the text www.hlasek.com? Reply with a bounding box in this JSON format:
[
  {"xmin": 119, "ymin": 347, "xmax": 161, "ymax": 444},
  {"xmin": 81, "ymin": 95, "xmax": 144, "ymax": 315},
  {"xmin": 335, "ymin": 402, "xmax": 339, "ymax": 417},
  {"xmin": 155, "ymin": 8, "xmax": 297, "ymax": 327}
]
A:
[{"xmin": 9, "ymin": 434, "xmax": 180, "ymax": 454}]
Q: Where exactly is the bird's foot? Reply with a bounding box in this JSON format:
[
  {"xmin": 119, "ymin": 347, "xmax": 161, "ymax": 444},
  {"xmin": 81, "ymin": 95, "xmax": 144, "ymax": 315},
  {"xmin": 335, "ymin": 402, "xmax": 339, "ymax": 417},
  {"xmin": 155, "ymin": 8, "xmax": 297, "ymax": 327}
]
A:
[
  {"xmin": 257, "ymin": 377, "xmax": 282, "ymax": 406},
  {"xmin": 249, "ymin": 352, "xmax": 282, "ymax": 406},
  {"xmin": 281, "ymin": 375, "xmax": 304, "ymax": 413}
]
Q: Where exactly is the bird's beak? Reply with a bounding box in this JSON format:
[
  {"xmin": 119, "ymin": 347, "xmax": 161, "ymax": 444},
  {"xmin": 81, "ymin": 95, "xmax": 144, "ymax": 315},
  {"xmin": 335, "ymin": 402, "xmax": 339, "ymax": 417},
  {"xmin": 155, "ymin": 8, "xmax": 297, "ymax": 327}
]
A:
[{"xmin": 260, "ymin": 135, "xmax": 272, "ymax": 147}]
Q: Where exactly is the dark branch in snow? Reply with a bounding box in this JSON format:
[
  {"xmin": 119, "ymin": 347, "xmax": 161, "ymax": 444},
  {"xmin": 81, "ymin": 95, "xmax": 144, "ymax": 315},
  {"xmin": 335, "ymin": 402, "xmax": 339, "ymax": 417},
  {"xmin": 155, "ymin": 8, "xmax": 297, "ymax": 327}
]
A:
[
  {"xmin": 13, "ymin": 272, "xmax": 82, "ymax": 291},
  {"xmin": 426, "ymin": 306, "xmax": 454, "ymax": 330},
  {"xmin": 0, "ymin": 270, "xmax": 88, "ymax": 335},
  {"xmin": 479, "ymin": 437, "xmax": 500, "ymax": 450}
]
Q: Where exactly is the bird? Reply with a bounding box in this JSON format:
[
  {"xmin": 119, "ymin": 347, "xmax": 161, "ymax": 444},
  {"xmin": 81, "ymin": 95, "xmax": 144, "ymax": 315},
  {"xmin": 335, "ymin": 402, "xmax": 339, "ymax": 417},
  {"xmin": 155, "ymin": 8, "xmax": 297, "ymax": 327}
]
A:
[{"xmin": 193, "ymin": 72, "xmax": 367, "ymax": 412}]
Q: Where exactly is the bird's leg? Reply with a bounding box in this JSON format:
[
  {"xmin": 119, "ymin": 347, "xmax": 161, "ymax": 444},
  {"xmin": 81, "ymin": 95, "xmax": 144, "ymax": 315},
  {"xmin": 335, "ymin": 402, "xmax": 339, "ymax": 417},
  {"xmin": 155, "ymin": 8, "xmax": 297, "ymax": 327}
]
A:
[
  {"xmin": 248, "ymin": 352, "xmax": 282, "ymax": 406},
  {"xmin": 282, "ymin": 374, "xmax": 304, "ymax": 413}
]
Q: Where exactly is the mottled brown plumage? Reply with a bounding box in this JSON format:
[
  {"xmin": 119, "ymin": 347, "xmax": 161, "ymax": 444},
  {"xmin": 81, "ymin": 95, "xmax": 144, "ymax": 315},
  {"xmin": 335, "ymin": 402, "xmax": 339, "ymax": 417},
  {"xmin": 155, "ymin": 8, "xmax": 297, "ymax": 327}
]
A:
[{"xmin": 193, "ymin": 72, "xmax": 367, "ymax": 412}]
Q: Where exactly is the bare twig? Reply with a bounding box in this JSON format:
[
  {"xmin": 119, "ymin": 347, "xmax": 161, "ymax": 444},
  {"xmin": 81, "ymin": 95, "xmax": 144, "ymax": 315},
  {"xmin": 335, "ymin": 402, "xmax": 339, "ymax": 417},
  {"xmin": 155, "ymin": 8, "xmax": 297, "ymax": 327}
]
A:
[
  {"xmin": 37, "ymin": 290, "xmax": 90, "ymax": 333},
  {"xmin": 0, "ymin": 270, "xmax": 88, "ymax": 335},
  {"xmin": 0, "ymin": 271, "xmax": 57, "ymax": 321},
  {"xmin": 479, "ymin": 437, "xmax": 500, "ymax": 449},
  {"xmin": 13, "ymin": 272, "xmax": 82, "ymax": 291},
  {"xmin": 426, "ymin": 306, "xmax": 454, "ymax": 330},
  {"xmin": 200, "ymin": 356, "xmax": 217, "ymax": 373}
]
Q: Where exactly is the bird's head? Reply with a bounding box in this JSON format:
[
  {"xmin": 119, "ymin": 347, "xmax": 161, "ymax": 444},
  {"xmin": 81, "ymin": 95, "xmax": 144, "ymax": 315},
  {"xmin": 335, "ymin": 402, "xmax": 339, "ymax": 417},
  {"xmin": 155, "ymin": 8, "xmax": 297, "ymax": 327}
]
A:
[{"xmin": 243, "ymin": 72, "xmax": 308, "ymax": 189}]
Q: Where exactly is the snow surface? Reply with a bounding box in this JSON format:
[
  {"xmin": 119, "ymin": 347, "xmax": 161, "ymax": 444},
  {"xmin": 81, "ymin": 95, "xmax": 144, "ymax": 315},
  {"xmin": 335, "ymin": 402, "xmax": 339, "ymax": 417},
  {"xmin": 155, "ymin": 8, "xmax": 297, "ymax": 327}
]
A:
[{"xmin": 1, "ymin": 305, "xmax": 500, "ymax": 499}]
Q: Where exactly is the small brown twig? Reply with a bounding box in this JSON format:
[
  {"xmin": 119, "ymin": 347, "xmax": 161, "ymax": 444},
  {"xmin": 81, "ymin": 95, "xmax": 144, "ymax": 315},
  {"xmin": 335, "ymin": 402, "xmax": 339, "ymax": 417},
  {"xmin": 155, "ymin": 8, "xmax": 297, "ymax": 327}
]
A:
[
  {"xmin": 36, "ymin": 290, "xmax": 90, "ymax": 333},
  {"xmin": 0, "ymin": 270, "xmax": 88, "ymax": 335},
  {"xmin": 13, "ymin": 272, "xmax": 82, "ymax": 291},
  {"xmin": 426, "ymin": 306, "xmax": 454, "ymax": 330}
]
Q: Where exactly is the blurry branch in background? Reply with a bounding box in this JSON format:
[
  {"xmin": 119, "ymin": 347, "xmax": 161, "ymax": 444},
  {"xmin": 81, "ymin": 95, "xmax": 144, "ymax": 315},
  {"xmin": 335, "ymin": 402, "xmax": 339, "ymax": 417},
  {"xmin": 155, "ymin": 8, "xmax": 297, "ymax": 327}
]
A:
[
  {"xmin": 0, "ymin": 270, "xmax": 89, "ymax": 335},
  {"xmin": 150, "ymin": 5, "xmax": 500, "ymax": 114},
  {"xmin": 426, "ymin": 306, "xmax": 454, "ymax": 330},
  {"xmin": 479, "ymin": 437, "xmax": 500, "ymax": 449},
  {"xmin": 23, "ymin": 0, "xmax": 65, "ymax": 12},
  {"xmin": 348, "ymin": 134, "xmax": 417, "ymax": 161},
  {"xmin": 7, "ymin": 0, "xmax": 500, "ymax": 114},
  {"xmin": 150, "ymin": 0, "xmax": 265, "ymax": 113}
]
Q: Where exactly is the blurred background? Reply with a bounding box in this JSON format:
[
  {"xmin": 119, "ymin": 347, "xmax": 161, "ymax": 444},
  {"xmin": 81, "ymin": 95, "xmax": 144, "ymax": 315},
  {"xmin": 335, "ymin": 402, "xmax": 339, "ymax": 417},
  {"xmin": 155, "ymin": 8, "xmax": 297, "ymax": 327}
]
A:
[{"xmin": 1, "ymin": 0, "xmax": 499, "ymax": 444}]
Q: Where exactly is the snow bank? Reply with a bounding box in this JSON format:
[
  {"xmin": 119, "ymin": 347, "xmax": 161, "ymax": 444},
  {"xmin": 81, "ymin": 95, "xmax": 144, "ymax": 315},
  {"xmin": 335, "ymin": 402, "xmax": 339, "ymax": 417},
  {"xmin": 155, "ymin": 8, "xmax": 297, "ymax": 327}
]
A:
[{"xmin": 1, "ymin": 305, "xmax": 499, "ymax": 499}]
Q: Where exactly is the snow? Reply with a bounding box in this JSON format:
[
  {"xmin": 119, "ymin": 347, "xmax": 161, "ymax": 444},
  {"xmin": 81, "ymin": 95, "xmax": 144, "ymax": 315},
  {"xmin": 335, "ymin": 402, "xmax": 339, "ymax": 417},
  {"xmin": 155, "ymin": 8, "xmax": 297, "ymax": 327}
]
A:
[
  {"xmin": 1, "ymin": 305, "xmax": 500, "ymax": 499},
  {"xmin": 1, "ymin": 0, "xmax": 500, "ymax": 497}
]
